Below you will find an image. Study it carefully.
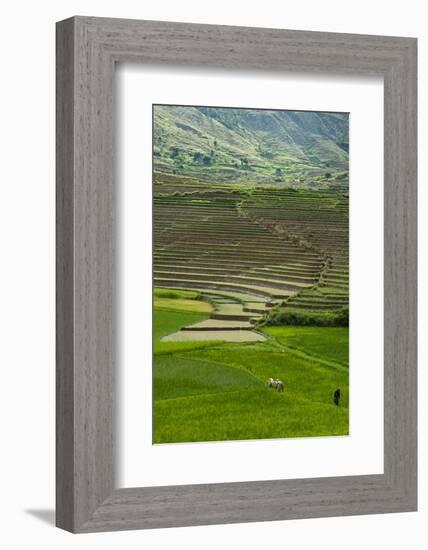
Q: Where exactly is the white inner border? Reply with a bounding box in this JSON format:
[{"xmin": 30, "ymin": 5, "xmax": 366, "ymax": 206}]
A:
[{"xmin": 117, "ymin": 65, "xmax": 384, "ymax": 488}]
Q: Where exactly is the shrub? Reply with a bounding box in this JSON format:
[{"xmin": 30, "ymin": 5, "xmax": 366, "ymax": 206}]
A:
[
  {"xmin": 266, "ymin": 306, "xmax": 349, "ymax": 327},
  {"xmin": 274, "ymin": 167, "xmax": 283, "ymax": 182},
  {"xmin": 335, "ymin": 306, "xmax": 349, "ymax": 327}
]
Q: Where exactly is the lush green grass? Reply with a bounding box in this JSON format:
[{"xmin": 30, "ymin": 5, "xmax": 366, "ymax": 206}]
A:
[
  {"xmin": 154, "ymin": 354, "xmax": 262, "ymax": 400},
  {"xmin": 154, "ymin": 287, "xmax": 213, "ymax": 312},
  {"xmin": 154, "ymin": 389, "xmax": 348, "ymax": 443},
  {"xmin": 154, "ymin": 288, "xmax": 199, "ymax": 300},
  {"xmin": 264, "ymin": 326, "xmax": 349, "ymax": 367},
  {"xmin": 184, "ymin": 342, "xmax": 348, "ymax": 408},
  {"xmin": 153, "ymin": 323, "xmax": 349, "ymax": 444}
]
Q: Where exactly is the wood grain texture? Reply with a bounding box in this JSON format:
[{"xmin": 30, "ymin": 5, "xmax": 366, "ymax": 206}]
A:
[
  {"xmin": 56, "ymin": 16, "xmax": 417, "ymax": 533},
  {"xmin": 56, "ymin": 18, "xmax": 75, "ymax": 532}
]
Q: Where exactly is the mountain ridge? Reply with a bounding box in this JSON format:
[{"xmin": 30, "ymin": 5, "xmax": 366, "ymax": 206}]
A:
[{"xmin": 153, "ymin": 105, "xmax": 349, "ymax": 188}]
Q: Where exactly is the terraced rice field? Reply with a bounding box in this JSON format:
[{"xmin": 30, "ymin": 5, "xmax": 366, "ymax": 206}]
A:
[
  {"xmin": 154, "ymin": 172, "xmax": 348, "ymax": 340},
  {"xmin": 152, "ymin": 173, "xmax": 349, "ymax": 443}
]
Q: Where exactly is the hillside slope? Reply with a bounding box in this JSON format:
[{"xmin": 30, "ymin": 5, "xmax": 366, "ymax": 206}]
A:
[{"xmin": 153, "ymin": 105, "xmax": 349, "ymax": 187}]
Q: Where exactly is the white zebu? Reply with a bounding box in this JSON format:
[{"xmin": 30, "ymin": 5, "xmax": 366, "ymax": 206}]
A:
[{"xmin": 267, "ymin": 378, "xmax": 284, "ymax": 392}]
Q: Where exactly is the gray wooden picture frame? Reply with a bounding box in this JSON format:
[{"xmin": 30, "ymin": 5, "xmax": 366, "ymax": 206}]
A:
[{"xmin": 56, "ymin": 16, "xmax": 417, "ymax": 533}]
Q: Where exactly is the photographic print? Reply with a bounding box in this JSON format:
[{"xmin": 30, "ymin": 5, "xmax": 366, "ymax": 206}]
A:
[{"xmin": 152, "ymin": 105, "xmax": 349, "ymax": 444}]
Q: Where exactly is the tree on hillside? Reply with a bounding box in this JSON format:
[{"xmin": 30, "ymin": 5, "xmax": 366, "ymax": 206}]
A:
[
  {"xmin": 274, "ymin": 167, "xmax": 283, "ymax": 182},
  {"xmin": 259, "ymin": 144, "xmax": 274, "ymax": 159},
  {"xmin": 170, "ymin": 147, "xmax": 180, "ymax": 159},
  {"xmin": 240, "ymin": 157, "xmax": 249, "ymax": 169}
]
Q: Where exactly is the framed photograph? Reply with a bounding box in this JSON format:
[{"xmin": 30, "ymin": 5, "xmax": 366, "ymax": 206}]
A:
[{"xmin": 56, "ymin": 16, "xmax": 417, "ymax": 532}]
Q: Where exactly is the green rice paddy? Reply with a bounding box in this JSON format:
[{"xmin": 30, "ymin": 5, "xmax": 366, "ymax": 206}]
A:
[{"xmin": 153, "ymin": 293, "xmax": 349, "ymax": 444}]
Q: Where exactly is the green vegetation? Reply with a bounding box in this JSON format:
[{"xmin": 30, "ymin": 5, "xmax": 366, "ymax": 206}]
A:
[
  {"xmin": 154, "ymin": 106, "xmax": 349, "ymax": 187},
  {"xmin": 152, "ymin": 105, "xmax": 349, "ymax": 444},
  {"xmin": 154, "ymin": 288, "xmax": 199, "ymax": 299},
  {"xmin": 265, "ymin": 326, "xmax": 349, "ymax": 367},
  {"xmin": 154, "ymin": 289, "xmax": 213, "ymax": 314},
  {"xmin": 153, "ymin": 177, "xmax": 348, "ymax": 319},
  {"xmin": 265, "ymin": 306, "xmax": 349, "ymax": 327},
  {"xmin": 154, "ymin": 310, "xmax": 209, "ymax": 342},
  {"xmin": 153, "ymin": 323, "xmax": 349, "ymax": 443},
  {"xmin": 154, "ymin": 355, "xmax": 262, "ymax": 401}
]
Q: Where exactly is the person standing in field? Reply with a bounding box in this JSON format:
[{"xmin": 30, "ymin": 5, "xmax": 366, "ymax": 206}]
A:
[{"xmin": 333, "ymin": 388, "xmax": 341, "ymax": 406}]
